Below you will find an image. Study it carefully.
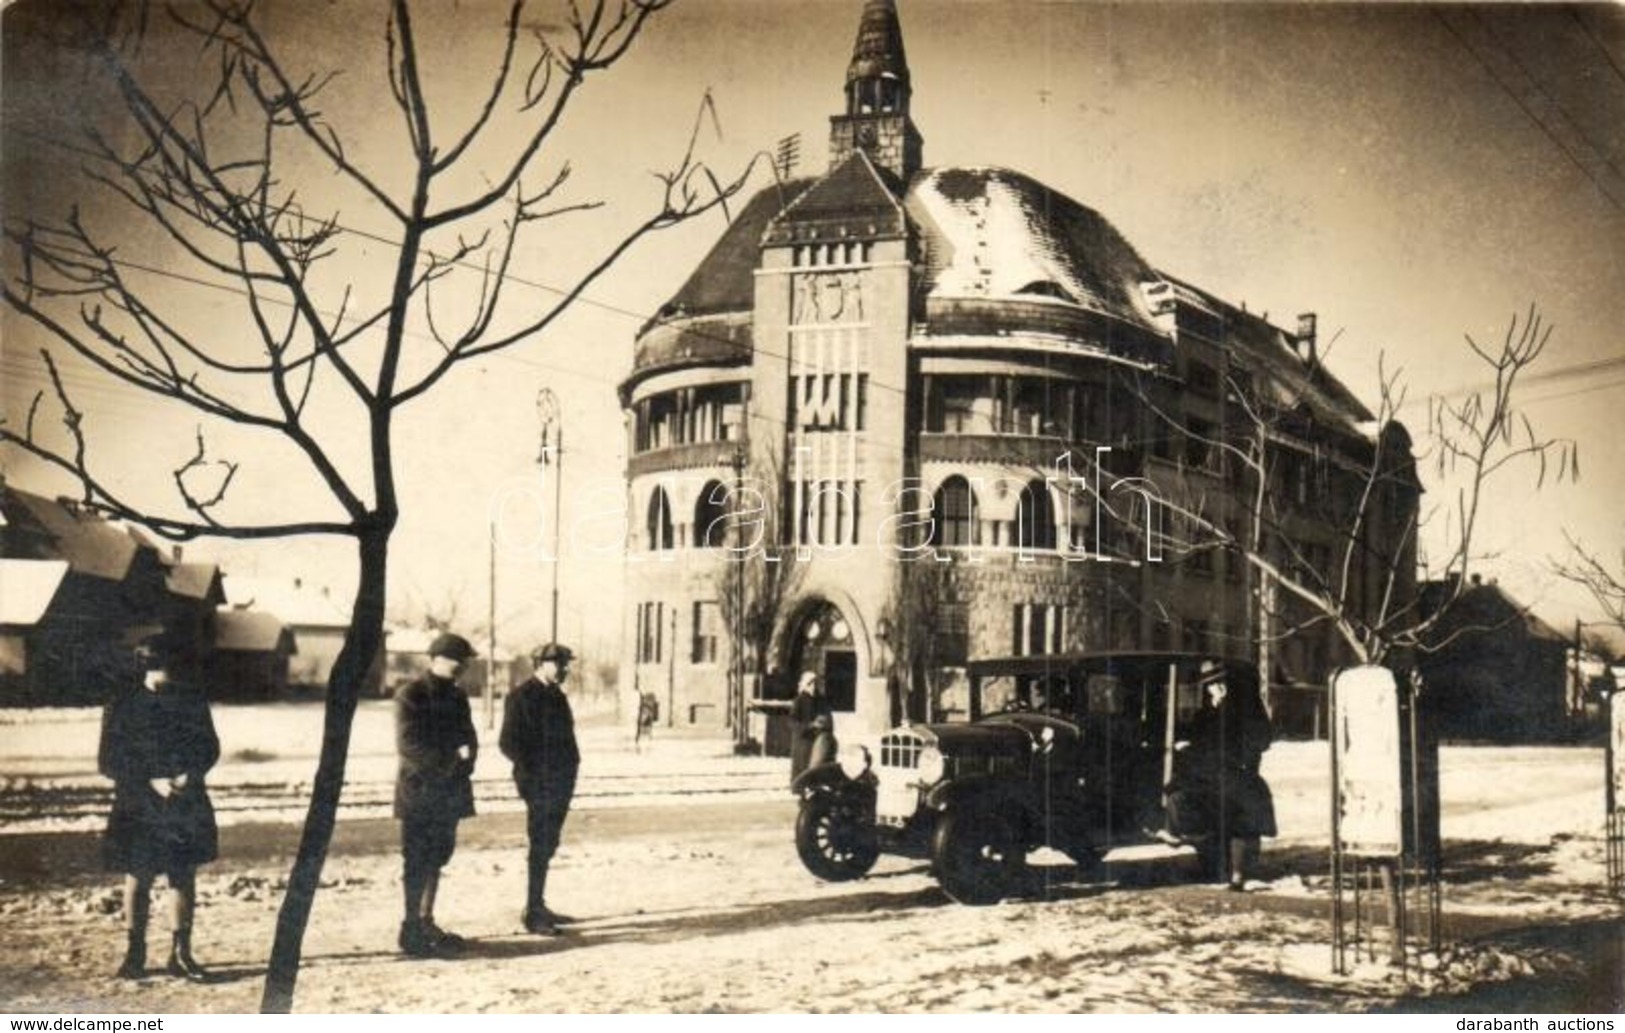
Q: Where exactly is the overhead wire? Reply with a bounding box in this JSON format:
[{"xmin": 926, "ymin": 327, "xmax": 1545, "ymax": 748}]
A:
[{"xmin": 1433, "ymin": 9, "xmax": 1625, "ymax": 211}]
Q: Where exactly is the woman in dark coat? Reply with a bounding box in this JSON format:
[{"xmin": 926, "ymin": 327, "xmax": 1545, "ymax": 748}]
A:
[
  {"xmin": 98, "ymin": 633, "xmax": 219, "ymax": 980},
  {"xmin": 1175, "ymin": 662, "xmax": 1277, "ymax": 889},
  {"xmin": 788, "ymin": 670, "xmax": 834, "ymax": 785}
]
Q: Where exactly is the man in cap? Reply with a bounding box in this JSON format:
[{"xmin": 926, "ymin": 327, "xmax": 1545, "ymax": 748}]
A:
[
  {"xmin": 394, "ymin": 631, "xmax": 479, "ymax": 956},
  {"xmin": 500, "ymin": 642, "xmax": 581, "ymax": 935}
]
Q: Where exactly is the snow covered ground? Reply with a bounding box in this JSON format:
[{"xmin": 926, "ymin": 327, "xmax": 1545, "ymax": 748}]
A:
[{"xmin": 0, "ymin": 704, "xmax": 1618, "ymax": 1013}]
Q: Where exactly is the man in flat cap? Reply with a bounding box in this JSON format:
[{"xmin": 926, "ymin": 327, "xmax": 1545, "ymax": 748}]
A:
[
  {"xmin": 500, "ymin": 642, "xmax": 581, "ymax": 936},
  {"xmin": 394, "ymin": 631, "xmax": 479, "ymax": 956}
]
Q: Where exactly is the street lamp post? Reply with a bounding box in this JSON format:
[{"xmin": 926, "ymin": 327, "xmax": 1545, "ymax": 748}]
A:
[{"xmin": 537, "ymin": 389, "xmax": 564, "ymax": 644}]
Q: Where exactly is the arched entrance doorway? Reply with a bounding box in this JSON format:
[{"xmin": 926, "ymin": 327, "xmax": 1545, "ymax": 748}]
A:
[{"xmin": 786, "ymin": 600, "xmax": 857, "ymax": 714}]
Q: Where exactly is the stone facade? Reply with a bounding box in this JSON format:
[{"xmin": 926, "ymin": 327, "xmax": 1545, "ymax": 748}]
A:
[{"xmin": 619, "ymin": 0, "xmax": 1417, "ymax": 742}]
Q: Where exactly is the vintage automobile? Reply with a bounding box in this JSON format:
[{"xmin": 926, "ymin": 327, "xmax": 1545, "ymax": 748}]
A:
[{"xmin": 792, "ymin": 651, "xmax": 1267, "ymax": 904}]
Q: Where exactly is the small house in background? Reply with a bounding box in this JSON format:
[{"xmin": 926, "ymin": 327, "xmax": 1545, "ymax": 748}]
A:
[
  {"xmin": 0, "ymin": 558, "xmax": 70, "ymax": 699},
  {"xmin": 0, "ymin": 486, "xmax": 169, "ymax": 703},
  {"xmin": 210, "ymin": 609, "xmax": 296, "ymax": 699},
  {"xmin": 160, "ymin": 552, "xmax": 225, "ymax": 665},
  {"xmin": 223, "ymin": 576, "xmax": 382, "ymax": 695},
  {"xmin": 1418, "ymin": 574, "xmax": 1571, "ymax": 742}
]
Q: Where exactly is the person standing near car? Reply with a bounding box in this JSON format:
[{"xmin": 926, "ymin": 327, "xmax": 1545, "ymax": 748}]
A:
[
  {"xmin": 500, "ymin": 642, "xmax": 581, "ymax": 936},
  {"xmin": 1178, "ymin": 661, "xmax": 1277, "ymax": 890},
  {"xmin": 99, "ymin": 632, "xmax": 219, "ymax": 981},
  {"xmin": 789, "ymin": 669, "xmax": 833, "ymax": 784},
  {"xmin": 394, "ymin": 632, "xmax": 479, "ymax": 957}
]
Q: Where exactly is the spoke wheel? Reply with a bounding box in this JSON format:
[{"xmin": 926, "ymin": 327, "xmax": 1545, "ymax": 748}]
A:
[
  {"xmin": 795, "ymin": 792, "xmax": 879, "ymax": 882},
  {"xmin": 931, "ymin": 803, "xmax": 1026, "ymax": 905}
]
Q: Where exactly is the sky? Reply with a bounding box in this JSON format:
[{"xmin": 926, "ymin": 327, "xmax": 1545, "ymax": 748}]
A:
[{"xmin": 2, "ymin": 0, "xmax": 1623, "ymax": 656}]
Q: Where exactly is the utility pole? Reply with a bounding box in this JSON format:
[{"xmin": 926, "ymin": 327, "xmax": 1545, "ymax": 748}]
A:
[
  {"xmin": 485, "ymin": 524, "xmax": 497, "ymax": 730},
  {"xmin": 730, "ymin": 444, "xmax": 747, "ymax": 746},
  {"xmin": 537, "ymin": 388, "xmax": 564, "ymax": 644}
]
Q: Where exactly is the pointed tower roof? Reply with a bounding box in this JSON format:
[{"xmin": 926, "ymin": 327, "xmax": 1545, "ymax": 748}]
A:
[{"xmin": 846, "ymin": 0, "xmax": 910, "ymax": 87}]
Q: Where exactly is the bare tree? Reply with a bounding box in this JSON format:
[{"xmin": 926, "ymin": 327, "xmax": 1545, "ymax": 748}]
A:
[
  {"xmin": 882, "ymin": 552, "xmax": 961, "ymax": 724},
  {"xmin": 2, "ymin": 0, "xmax": 751, "ymax": 1011},
  {"xmin": 716, "ymin": 446, "xmax": 804, "ymax": 745},
  {"xmin": 1556, "ymin": 531, "xmax": 1625, "ymax": 631},
  {"xmin": 1127, "ymin": 306, "xmax": 1577, "ymax": 669}
]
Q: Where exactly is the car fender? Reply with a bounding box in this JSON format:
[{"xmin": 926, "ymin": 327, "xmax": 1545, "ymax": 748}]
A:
[
  {"xmin": 792, "ymin": 761, "xmax": 877, "ymax": 798},
  {"xmin": 923, "ymin": 774, "xmax": 1038, "ymax": 818}
]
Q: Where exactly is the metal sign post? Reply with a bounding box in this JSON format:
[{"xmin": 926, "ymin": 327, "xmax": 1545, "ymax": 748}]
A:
[
  {"xmin": 1608, "ymin": 690, "xmax": 1625, "ymax": 897},
  {"xmin": 1330, "ymin": 665, "xmax": 1441, "ymax": 976}
]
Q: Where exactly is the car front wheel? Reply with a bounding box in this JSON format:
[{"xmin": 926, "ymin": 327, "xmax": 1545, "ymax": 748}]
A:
[
  {"xmin": 795, "ymin": 791, "xmax": 880, "ymax": 882},
  {"xmin": 931, "ymin": 803, "xmax": 1026, "ymax": 905}
]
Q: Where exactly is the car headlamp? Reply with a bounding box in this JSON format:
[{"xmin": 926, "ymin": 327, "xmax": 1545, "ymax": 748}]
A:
[
  {"xmin": 916, "ymin": 746, "xmax": 946, "ymax": 785},
  {"xmin": 837, "ymin": 742, "xmax": 872, "ymax": 780}
]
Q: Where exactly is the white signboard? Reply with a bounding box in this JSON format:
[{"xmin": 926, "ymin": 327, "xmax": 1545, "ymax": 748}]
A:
[
  {"xmin": 1334, "ymin": 665, "xmax": 1403, "ymax": 857},
  {"xmin": 1611, "ymin": 691, "xmax": 1625, "ymax": 807}
]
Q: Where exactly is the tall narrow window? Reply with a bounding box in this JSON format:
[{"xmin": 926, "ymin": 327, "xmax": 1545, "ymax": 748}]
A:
[
  {"xmin": 646, "ymin": 486, "xmax": 674, "ymax": 551},
  {"xmin": 695, "ymin": 481, "xmax": 729, "ymax": 549},
  {"xmin": 1013, "ymin": 480, "xmax": 1056, "ymax": 551},
  {"xmin": 930, "ymin": 476, "xmax": 978, "ymax": 547},
  {"xmin": 691, "ymin": 601, "xmax": 719, "ymax": 664}
]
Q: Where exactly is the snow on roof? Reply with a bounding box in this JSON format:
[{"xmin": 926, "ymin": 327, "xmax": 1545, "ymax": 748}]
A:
[
  {"xmin": 905, "ymin": 167, "xmax": 1159, "ymax": 328},
  {"xmin": 223, "ymin": 575, "xmax": 351, "ymax": 628},
  {"xmin": 166, "ymin": 561, "xmax": 223, "ymax": 602},
  {"xmin": 0, "ymin": 559, "xmax": 70, "ymax": 627},
  {"xmin": 2, "ymin": 488, "xmax": 141, "ymax": 581},
  {"xmin": 212, "ymin": 608, "xmax": 295, "ymax": 653}
]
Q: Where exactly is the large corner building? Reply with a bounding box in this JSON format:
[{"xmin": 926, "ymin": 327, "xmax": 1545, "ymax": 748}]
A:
[{"xmin": 618, "ymin": 0, "xmax": 1418, "ymax": 741}]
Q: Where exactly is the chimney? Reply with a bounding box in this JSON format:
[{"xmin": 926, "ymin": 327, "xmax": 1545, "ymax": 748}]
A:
[{"xmin": 1295, "ymin": 312, "xmax": 1317, "ymax": 365}]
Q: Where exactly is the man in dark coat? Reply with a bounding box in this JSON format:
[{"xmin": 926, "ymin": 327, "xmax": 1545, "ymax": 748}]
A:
[
  {"xmin": 394, "ymin": 631, "xmax": 479, "ymax": 956},
  {"xmin": 99, "ymin": 632, "xmax": 219, "ymax": 980},
  {"xmin": 1174, "ymin": 661, "xmax": 1277, "ymax": 889},
  {"xmin": 500, "ymin": 642, "xmax": 581, "ymax": 936}
]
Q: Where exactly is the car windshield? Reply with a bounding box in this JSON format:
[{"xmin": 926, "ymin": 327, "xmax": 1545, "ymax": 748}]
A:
[{"xmin": 974, "ymin": 673, "xmax": 1077, "ymax": 717}]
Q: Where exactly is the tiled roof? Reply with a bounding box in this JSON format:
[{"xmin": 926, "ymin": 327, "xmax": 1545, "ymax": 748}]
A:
[
  {"xmin": 907, "ymin": 167, "xmax": 1160, "ymax": 330},
  {"xmin": 764, "ymin": 151, "xmax": 907, "ymax": 243},
  {"xmin": 643, "ymin": 179, "xmax": 813, "ymax": 330}
]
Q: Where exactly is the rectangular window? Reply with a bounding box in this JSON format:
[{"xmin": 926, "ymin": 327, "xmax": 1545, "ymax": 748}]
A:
[
  {"xmin": 1012, "ymin": 603, "xmax": 1066, "ymax": 657},
  {"xmin": 790, "ymin": 371, "xmax": 868, "ymax": 431},
  {"xmin": 691, "ymin": 601, "xmax": 719, "ymax": 665},
  {"xmin": 637, "ymin": 602, "xmax": 665, "ymax": 664}
]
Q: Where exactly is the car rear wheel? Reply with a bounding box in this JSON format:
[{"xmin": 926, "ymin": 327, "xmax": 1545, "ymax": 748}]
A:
[
  {"xmin": 931, "ymin": 803, "xmax": 1027, "ymax": 905},
  {"xmin": 795, "ymin": 791, "xmax": 879, "ymax": 882}
]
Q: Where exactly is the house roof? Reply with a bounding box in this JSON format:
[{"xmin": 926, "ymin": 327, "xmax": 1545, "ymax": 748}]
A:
[
  {"xmin": 223, "ymin": 575, "xmax": 351, "ymax": 629},
  {"xmin": 166, "ymin": 561, "xmax": 224, "ymax": 604},
  {"xmin": 2, "ymin": 488, "xmax": 143, "ymax": 581},
  {"xmin": 765, "ymin": 150, "xmax": 908, "ymax": 243},
  {"xmin": 0, "ymin": 558, "xmax": 69, "ymax": 627},
  {"xmin": 213, "ymin": 608, "xmax": 295, "ymax": 653},
  {"xmin": 641, "ymin": 164, "xmax": 1162, "ymax": 339},
  {"xmin": 644, "ymin": 178, "xmax": 814, "ymax": 329},
  {"xmin": 906, "ymin": 166, "xmax": 1160, "ymax": 329},
  {"xmin": 1419, "ymin": 577, "xmax": 1568, "ymax": 645}
]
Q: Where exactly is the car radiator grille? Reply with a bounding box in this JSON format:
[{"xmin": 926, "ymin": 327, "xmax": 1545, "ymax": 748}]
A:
[{"xmin": 879, "ymin": 731, "xmax": 924, "ymax": 770}]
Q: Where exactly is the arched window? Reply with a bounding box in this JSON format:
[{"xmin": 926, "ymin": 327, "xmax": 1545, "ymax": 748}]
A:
[
  {"xmin": 929, "ymin": 476, "xmax": 978, "ymax": 547},
  {"xmin": 1014, "ymin": 480, "xmax": 1056, "ymax": 551},
  {"xmin": 695, "ymin": 481, "xmax": 729, "ymax": 549},
  {"xmin": 646, "ymin": 486, "xmax": 674, "ymax": 551}
]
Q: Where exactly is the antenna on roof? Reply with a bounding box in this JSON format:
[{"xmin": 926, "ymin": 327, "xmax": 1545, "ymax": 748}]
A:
[{"xmin": 774, "ymin": 133, "xmax": 802, "ymax": 180}]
